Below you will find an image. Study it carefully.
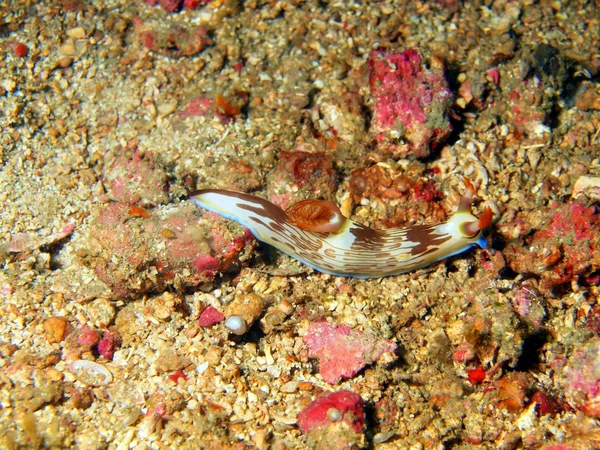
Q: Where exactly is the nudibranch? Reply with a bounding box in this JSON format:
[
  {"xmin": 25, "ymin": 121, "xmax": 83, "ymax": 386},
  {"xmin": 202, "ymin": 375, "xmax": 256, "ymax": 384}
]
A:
[{"xmin": 190, "ymin": 179, "xmax": 492, "ymax": 278}]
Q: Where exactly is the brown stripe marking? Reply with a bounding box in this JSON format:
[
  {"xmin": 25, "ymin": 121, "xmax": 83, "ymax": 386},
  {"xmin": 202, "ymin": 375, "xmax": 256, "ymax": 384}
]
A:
[
  {"xmin": 405, "ymin": 224, "xmax": 451, "ymax": 256},
  {"xmin": 349, "ymin": 223, "xmax": 386, "ymax": 251}
]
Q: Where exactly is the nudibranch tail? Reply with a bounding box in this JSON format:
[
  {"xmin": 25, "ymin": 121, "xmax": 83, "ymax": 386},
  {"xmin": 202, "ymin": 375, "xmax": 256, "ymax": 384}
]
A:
[{"xmin": 190, "ymin": 179, "xmax": 492, "ymax": 278}]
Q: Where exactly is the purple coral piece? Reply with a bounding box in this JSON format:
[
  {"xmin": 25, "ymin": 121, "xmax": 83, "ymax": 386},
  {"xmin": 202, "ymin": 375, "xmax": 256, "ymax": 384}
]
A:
[{"xmin": 304, "ymin": 322, "xmax": 396, "ymax": 384}]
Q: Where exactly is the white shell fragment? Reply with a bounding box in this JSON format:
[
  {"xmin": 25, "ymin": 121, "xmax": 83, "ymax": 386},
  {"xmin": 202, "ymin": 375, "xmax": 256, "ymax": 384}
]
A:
[
  {"xmin": 225, "ymin": 315, "xmax": 248, "ymax": 335},
  {"xmin": 571, "ymin": 176, "xmax": 600, "ymax": 201},
  {"xmin": 69, "ymin": 360, "xmax": 114, "ymax": 386}
]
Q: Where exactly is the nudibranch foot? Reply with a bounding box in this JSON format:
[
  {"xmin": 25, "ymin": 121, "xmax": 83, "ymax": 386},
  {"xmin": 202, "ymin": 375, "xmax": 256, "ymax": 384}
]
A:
[{"xmin": 190, "ymin": 179, "xmax": 491, "ymax": 278}]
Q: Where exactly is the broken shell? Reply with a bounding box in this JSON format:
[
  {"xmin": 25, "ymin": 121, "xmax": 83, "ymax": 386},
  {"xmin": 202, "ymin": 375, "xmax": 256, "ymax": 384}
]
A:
[
  {"xmin": 572, "ymin": 176, "xmax": 600, "ymax": 201},
  {"xmin": 259, "ymin": 299, "xmax": 295, "ymax": 333},
  {"xmin": 69, "ymin": 360, "xmax": 113, "ymax": 386}
]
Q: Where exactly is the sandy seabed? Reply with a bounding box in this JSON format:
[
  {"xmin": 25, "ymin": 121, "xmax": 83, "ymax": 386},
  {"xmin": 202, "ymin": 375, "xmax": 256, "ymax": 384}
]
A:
[{"xmin": 1, "ymin": 0, "xmax": 600, "ymax": 448}]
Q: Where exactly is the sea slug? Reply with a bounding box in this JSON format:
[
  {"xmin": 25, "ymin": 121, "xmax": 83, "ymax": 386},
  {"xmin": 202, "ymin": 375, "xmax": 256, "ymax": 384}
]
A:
[{"xmin": 190, "ymin": 179, "xmax": 492, "ymax": 278}]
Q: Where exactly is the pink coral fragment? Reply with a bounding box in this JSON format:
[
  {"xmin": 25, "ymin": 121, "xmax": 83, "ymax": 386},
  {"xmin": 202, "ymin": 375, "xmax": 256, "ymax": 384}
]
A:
[
  {"xmin": 97, "ymin": 330, "xmax": 121, "ymax": 360},
  {"xmin": 7, "ymin": 232, "xmax": 43, "ymax": 253},
  {"xmin": 77, "ymin": 327, "xmax": 101, "ymax": 346},
  {"xmin": 199, "ymin": 306, "xmax": 225, "ymax": 327},
  {"xmin": 192, "ymin": 254, "xmax": 221, "ymax": 273},
  {"xmin": 453, "ymin": 342, "xmax": 476, "ymax": 363},
  {"xmin": 303, "ymin": 322, "xmax": 396, "ymax": 384},
  {"xmin": 368, "ymin": 48, "xmax": 453, "ymax": 158},
  {"xmin": 561, "ymin": 338, "xmax": 600, "ymax": 418},
  {"xmin": 371, "ymin": 48, "xmax": 429, "ymax": 126},
  {"xmin": 105, "ymin": 154, "xmax": 169, "ymax": 206},
  {"xmin": 159, "ymin": 0, "xmax": 183, "ymax": 12},
  {"xmin": 537, "ymin": 202, "xmax": 597, "ymax": 241},
  {"xmin": 183, "ymin": 0, "xmax": 211, "ymax": 10},
  {"xmin": 297, "ymin": 390, "xmax": 365, "ymax": 434},
  {"xmin": 179, "ymin": 97, "xmax": 213, "ymax": 117},
  {"xmin": 7, "ymin": 221, "xmax": 76, "ymax": 253},
  {"xmin": 486, "ymin": 68, "xmax": 500, "ymax": 85}
]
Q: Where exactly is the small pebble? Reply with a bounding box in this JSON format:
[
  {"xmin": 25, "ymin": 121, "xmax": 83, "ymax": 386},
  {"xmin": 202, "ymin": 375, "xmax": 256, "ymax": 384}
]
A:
[
  {"xmin": 572, "ymin": 176, "xmax": 600, "ymax": 201},
  {"xmin": 13, "ymin": 42, "xmax": 28, "ymax": 57},
  {"xmin": 58, "ymin": 57, "xmax": 73, "ymax": 68},
  {"xmin": 67, "ymin": 27, "xmax": 86, "ymax": 39},
  {"xmin": 59, "ymin": 41, "xmax": 77, "ymax": 56},
  {"xmin": 86, "ymin": 298, "xmax": 115, "ymax": 328},
  {"xmin": 43, "ymin": 317, "xmax": 70, "ymax": 343},
  {"xmin": 279, "ymin": 381, "xmax": 299, "ymax": 393},
  {"xmin": 326, "ymin": 407, "xmax": 342, "ymax": 421},
  {"xmin": 161, "ymin": 229, "xmax": 176, "ymax": 239}
]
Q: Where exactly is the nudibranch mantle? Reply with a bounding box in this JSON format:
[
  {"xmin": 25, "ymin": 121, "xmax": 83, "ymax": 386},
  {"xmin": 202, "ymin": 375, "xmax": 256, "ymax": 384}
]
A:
[{"xmin": 190, "ymin": 180, "xmax": 491, "ymax": 278}]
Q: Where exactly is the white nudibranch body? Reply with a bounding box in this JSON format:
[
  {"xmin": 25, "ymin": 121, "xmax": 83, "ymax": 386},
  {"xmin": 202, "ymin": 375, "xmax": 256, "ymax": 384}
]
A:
[{"xmin": 190, "ymin": 179, "xmax": 492, "ymax": 278}]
